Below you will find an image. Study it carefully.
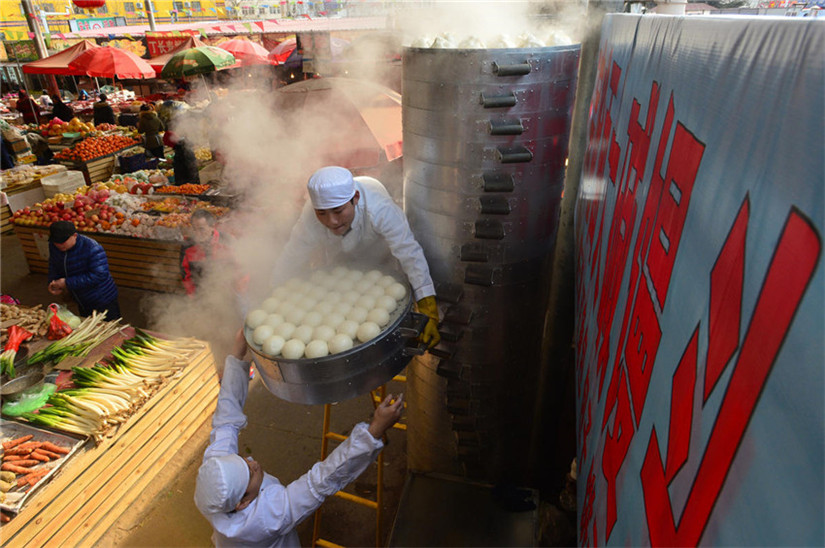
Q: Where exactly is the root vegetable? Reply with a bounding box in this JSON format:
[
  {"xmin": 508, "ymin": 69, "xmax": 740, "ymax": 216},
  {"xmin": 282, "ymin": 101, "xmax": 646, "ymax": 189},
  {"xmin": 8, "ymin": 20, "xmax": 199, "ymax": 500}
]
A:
[
  {"xmin": 1, "ymin": 434, "xmax": 33, "ymax": 450},
  {"xmin": 40, "ymin": 442, "xmax": 69, "ymax": 455}
]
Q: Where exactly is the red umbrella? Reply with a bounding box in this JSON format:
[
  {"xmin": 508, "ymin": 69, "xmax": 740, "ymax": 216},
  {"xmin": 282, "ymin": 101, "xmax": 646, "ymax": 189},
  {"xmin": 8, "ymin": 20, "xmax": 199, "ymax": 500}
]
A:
[
  {"xmin": 268, "ymin": 38, "xmax": 297, "ymax": 65},
  {"xmin": 68, "ymin": 46, "xmax": 155, "ymax": 79},
  {"xmin": 22, "ymin": 40, "xmax": 99, "ymax": 75},
  {"xmin": 218, "ymin": 38, "xmax": 272, "ymax": 66}
]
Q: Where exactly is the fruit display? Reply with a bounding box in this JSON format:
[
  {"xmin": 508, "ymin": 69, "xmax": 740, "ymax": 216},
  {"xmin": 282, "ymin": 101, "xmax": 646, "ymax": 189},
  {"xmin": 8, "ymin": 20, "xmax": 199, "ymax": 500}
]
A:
[
  {"xmin": 37, "ymin": 117, "xmax": 95, "ymax": 138},
  {"xmin": 155, "ymin": 183, "xmax": 210, "ymax": 195},
  {"xmin": 53, "ymin": 135, "xmax": 140, "ymax": 163},
  {"xmin": 11, "ymin": 178, "xmax": 228, "ymax": 240},
  {"xmin": 194, "ymin": 147, "xmax": 212, "ymax": 162}
]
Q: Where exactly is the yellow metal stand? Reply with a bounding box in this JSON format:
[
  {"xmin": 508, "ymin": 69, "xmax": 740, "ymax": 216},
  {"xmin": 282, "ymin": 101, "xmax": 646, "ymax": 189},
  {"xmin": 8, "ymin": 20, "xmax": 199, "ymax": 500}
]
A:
[{"xmin": 311, "ymin": 375, "xmax": 407, "ymax": 548}]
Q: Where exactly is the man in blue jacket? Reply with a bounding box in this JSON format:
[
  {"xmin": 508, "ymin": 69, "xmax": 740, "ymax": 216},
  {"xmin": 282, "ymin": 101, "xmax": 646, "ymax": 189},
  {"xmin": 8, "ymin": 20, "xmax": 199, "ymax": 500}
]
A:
[{"xmin": 47, "ymin": 221, "xmax": 121, "ymax": 320}]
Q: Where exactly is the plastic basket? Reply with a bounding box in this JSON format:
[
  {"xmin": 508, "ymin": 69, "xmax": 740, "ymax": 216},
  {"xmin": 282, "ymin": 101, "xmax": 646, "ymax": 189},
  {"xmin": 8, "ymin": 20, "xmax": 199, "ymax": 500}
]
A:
[
  {"xmin": 119, "ymin": 152, "xmax": 159, "ymax": 174},
  {"xmin": 41, "ymin": 170, "xmax": 86, "ymax": 198}
]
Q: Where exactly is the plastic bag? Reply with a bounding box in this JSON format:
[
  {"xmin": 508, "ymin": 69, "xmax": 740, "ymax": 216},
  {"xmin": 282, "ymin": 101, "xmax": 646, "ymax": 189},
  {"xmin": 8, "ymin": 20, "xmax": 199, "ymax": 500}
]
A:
[{"xmin": 47, "ymin": 303, "xmax": 73, "ymax": 340}]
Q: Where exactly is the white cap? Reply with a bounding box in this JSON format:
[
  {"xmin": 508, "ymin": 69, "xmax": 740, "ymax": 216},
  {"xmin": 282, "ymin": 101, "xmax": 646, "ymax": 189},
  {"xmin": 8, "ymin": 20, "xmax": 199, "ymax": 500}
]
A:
[
  {"xmin": 307, "ymin": 166, "xmax": 356, "ymax": 209},
  {"xmin": 194, "ymin": 454, "xmax": 250, "ymax": 515}
]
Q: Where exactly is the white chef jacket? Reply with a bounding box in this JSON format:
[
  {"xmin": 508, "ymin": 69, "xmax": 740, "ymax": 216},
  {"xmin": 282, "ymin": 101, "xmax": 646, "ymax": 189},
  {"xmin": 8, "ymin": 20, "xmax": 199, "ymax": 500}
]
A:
[
  {"xmin": 198, "ymin": 355, "xmax": 384, "ymax": 547},
  {"xmin": 273, "ymin": 176, "xmax": 435, "ymax": 302}
]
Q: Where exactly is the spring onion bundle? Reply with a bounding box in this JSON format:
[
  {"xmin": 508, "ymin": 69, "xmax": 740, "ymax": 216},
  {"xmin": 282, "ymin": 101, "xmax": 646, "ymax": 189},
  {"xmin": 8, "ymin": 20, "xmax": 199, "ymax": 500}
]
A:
[
  {"xmin": 27, "ymin": 311, "xmax": 126, "ymax": 365},
  {"xmin": 23, "ymin": 330, "xmax": 205, "ymax": 443}
]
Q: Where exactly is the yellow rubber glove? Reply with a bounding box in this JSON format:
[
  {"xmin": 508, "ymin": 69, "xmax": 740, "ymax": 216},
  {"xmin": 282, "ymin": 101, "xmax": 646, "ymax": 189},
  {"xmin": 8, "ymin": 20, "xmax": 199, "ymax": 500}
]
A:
[{"xmin": 416, "ymin": 296, "xmax": 441, "ymax": 349}]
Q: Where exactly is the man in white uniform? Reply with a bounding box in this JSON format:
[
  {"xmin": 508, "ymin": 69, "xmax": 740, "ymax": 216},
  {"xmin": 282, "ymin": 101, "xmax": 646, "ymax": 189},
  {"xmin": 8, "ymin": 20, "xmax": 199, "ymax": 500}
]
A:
[
  {"xmin": 273, "ymin": 166, "xmax": 440, "ymax": 347},
  {"xmin": 194, "ymin": 330, "xmax": 403, "ymax": 547}
]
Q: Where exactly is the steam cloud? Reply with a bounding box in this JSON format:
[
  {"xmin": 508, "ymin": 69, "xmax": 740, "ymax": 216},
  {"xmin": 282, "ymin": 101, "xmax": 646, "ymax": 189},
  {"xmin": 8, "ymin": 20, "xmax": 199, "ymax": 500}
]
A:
[{"xmin": 140, "ymin": 0, "xmax": 588, "ymax": 364}]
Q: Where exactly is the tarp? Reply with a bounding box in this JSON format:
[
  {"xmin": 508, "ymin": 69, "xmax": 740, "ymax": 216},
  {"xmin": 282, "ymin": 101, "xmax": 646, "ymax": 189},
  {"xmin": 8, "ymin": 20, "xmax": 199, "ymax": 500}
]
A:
[
  {"xmin": 575, "ymin": 14, "xmax": 823, "ymax": 547},
  {"xmin": 21, "ymin": 40, "xmax": 98, "ymax": 75}
]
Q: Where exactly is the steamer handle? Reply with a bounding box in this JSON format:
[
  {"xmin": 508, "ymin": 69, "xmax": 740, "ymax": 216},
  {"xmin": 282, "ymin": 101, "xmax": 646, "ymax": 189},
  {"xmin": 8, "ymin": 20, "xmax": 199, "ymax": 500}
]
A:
[
  {"xmin": 400, "ymin": 312, "xmax": 429, "ymax": 356},
  {"xmin": 492, "ymin": 62, "xmax": 531, "ymax": 76}
]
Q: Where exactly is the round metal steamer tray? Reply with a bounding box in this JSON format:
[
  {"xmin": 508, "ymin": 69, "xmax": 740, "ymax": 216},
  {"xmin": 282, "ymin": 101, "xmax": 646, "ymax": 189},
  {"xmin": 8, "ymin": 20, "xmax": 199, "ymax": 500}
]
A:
[{"xmin": 245, "ymin": 273, "xmax": 428, "ymax": 405}]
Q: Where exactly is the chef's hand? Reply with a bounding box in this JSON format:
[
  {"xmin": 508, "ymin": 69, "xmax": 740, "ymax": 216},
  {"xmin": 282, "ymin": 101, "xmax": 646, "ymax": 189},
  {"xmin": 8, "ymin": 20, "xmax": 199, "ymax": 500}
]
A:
[
  {"xmin": 416, "ymin": 296, "xmax": 441, "ymax": 349},
  {"xmin": 368, "ymin": 393, "xmax": 404, "ymax": 439},
  {"xmin": 48, "ymin": 278, "xmax": 66, "ymax": 295}
]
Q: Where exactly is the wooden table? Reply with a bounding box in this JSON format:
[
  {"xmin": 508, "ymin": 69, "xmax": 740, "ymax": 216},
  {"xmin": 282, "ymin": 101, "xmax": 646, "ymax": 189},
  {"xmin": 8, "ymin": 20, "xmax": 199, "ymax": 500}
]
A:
[
  {"xmin": 14, "ymin": 225, "xmax": 185, "ymax": 293},
  {"xmin": 0, "ymin": 343, "xmax": 219, "ymax": 546}
]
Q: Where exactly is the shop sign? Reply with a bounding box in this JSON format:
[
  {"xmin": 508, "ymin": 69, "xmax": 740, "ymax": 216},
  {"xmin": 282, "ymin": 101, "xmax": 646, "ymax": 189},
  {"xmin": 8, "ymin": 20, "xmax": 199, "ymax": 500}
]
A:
[
  {"xmin": 145, "ymin": 32, "xmax": 197, "ymax": 57},
  {"xmin": 69, "ymin": 17, "xmax": 126, "ymax": 32}
]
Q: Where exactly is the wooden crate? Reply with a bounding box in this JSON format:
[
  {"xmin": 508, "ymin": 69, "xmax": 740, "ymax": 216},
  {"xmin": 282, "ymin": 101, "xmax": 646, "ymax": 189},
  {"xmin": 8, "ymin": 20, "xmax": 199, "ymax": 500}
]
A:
[
  {"xmin": 2, "ymin": 180, "xmax": 46, "ymax": 235},
  {"xmin": 1, "ymin": 204, "xmax": 13, "ymax": 235},
  {"xmin": 0, "ymin": 344, "xmax": 219, "ymax": 546},
  {"xmin": 58, "ymin": 146, "xmax": 141, "ymax": 185},
  {"xmin": 14, "ymin": 226, "xmax": 185, "ymax": 293}
]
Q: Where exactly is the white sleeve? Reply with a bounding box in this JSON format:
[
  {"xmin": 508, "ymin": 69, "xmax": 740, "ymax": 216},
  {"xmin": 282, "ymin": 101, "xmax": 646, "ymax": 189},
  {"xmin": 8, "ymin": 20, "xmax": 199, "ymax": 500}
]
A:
[
  {"xmin": 278, "ymin": 422, "xmax": 384, "ymax": 526},
  {"xmin": 369, "ymin": 196, "xmax": 435, "ymax": 301},
  {"xmin": 272, "ymin": 201, "xmax": 323, "ymax": 286},
  {"xmin": 202, "ymin": 355, "xmax": 251, "ymax": 462}
]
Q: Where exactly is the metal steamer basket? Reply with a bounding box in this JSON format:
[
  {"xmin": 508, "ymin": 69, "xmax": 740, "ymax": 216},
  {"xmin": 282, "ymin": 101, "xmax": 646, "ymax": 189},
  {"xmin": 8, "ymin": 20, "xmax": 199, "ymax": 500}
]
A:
[{"xmin": 245, "ymin": 278, "xmax": 427, "ymax": 405}]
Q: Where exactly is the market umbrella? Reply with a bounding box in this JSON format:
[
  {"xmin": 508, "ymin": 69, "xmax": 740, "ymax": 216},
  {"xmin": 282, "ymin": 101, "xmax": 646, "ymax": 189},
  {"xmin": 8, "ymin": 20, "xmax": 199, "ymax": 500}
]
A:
[
  {"xmin": 67, "ymin": 46, "xmax": 156, "ymax": 79},
  {"xmin": 148, "ymin": 35, "xmax": 207, "ymax": 74},
  {"xmin": 160, "ymin": 46, "xmax": 237, "ymax": 79},
  {"xmin": 267, "ymin": 38, "xmax": 297, "ymax": 65},
  {"xmin": 218, "ymin": 38, "xmax": 272, "ymax": 66},
  {"xmin": 274, "ymin": 77, "xmax": 402, "ymax": 169},
  {"xmin": 22, "ymin": 40, "xmax": 99, "ymax": 75}
]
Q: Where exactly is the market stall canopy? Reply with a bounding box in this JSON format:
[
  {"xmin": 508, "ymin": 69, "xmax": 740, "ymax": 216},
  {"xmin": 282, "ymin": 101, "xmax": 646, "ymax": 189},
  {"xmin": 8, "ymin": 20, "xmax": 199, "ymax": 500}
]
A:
[
  {"xmin": 274, "ymin": 77, "xmax": 402, "ymax": 169},
  {"xmin": 67, "ymin": 46, "xmax": 156, "ymax": 79},
  {"xmin": 160, "ymin": 46, "xmax": 236, "ymax": 79},
  {"xmin": 147, "ymin": 35, "xmax": 207, "ymax": 74},
  {"xmin": 217, "ymin": 38, "xmax": 272, "ymax": 66},
  {"xmin": 22, "ymin": 40, "xmax": 99, "ymax": 75}
]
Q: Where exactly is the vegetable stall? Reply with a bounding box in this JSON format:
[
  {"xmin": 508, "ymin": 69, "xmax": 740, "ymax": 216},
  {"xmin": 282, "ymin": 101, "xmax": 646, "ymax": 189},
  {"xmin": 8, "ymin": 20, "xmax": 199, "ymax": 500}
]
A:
[{"xmin": 0, "ymin": 306, "xmax": 218, "ymax": 544}]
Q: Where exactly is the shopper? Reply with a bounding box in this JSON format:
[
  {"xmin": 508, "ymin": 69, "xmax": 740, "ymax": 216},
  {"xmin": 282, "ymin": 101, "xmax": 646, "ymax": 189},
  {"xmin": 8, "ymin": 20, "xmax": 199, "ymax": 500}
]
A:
[
  {"xmin": 137, "ymin": 103, "xmax": 165, "ymax": 158},
  {"xmin": 47, "ymin": 221, "xmax": 121, "ymax": 320},
  {"xmin": 194, "ymin": 329, "xmax": 403, "ymax": 546},
  {"xmin": 50, "ymin": 93, "xmax": 74, "ymax": 123},
  {"xmin": 272, "ymin": 166, "xmax": 441, "ymax": 347},
  {"xmin": 180, "ymin": 209, "xmax": 226, "ymax": 296},
  {"xmin": 164, "ymin": 130, "xmax": 200, "ymax": 186},
  {"xmin": 15, "ymin": 90, "xmax": 38, "ymax": 125},
  {"xmin": 93, "ymin": 93, "xmax": 116, "ymax": 126}
]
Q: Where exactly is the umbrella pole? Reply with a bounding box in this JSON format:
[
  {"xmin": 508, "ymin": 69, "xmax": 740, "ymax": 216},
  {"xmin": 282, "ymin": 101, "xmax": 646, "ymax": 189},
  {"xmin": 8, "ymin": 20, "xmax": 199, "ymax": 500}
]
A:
[{"xmin": 200, "ymin": 73, "xmax": 212, "ymax": 100}]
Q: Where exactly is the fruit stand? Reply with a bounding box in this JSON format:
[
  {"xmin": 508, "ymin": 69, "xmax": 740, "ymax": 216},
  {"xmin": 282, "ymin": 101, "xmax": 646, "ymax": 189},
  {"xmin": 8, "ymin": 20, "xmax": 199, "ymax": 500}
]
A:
[
  {"xmin": 0, "ymin": 319, "xmax": 219, "ymax": 545},
  {"xmin": 11, "ymin": 176, "xmax": 230, "ymax": 293}
]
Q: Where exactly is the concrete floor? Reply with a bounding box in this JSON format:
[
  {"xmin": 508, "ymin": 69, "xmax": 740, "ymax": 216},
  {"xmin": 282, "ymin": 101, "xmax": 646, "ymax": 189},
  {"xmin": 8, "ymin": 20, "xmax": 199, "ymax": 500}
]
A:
[{"xmin": 1, "ymin": 233, "xmax": 409, "ymax": 546}]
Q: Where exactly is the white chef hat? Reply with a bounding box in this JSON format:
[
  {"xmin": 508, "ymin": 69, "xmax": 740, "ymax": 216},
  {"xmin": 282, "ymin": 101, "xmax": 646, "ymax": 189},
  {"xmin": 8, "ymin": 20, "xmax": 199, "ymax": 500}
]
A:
[
  {"xmin": 307, "ymin": 166, "xmax": 356, "ymax": 209},
  {"xmin": 194, "ymin": 454, "xmax": 250, "ymax": 515}
]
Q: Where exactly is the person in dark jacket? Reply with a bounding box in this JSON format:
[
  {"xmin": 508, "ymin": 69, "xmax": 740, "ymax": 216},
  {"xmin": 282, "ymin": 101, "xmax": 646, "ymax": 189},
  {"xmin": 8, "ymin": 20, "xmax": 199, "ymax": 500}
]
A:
[
  {"xmin": 15, "ymin": 90, "xmax": 39, "ymax": 125},
  {"xmin": 47, "ymin": 221, "xmax": 121, "ymax": 320},
  {"xmin": 164, "ymin": 131, "xmax": 201, "ymax": 186},
  {"xmin": 50, "ymin": 93, "xmax": 74, "ymax": 123},
  {"xmin": 93, "ymin": 93, "xmax": 116, "ymax": 126},
  {"xmin": 137, "ymin": 104, "xmax": 165, "ymax": 158}
]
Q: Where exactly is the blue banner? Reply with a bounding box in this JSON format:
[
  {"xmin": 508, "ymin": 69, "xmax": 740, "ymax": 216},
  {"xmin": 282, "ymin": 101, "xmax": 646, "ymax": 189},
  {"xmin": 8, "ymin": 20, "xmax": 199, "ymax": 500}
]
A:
[{"xmin": 575, "ymin": 14, "xmax": 823, "ymax": 546}]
